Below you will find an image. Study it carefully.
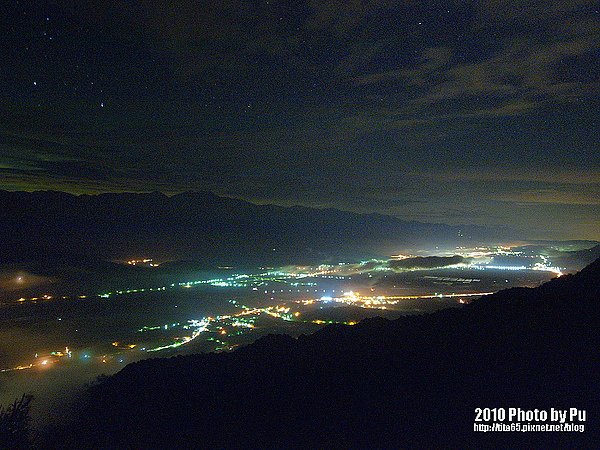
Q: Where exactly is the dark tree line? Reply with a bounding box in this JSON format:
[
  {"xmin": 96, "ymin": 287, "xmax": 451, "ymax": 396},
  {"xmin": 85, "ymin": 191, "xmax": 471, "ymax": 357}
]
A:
[{"xmin": 0, "ymin": 394, "xmax": 33, "ymax": 449}]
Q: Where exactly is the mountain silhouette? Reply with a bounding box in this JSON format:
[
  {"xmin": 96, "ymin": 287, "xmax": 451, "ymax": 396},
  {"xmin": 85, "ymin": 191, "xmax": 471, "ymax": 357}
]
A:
[
  {"xmin": 55, "ymin": 258, "xmax": 600, "ymax": 447},
  {"xmin": 552, "ymin": 244, "xmax": 600, "ymax": 270},
  {"xmin": 0, "ymin": 190, "xmax": 499, "ymax": 265},
  {"xmin": 387, "ymin": 254, "xmax": 467, "ymax": 269}
]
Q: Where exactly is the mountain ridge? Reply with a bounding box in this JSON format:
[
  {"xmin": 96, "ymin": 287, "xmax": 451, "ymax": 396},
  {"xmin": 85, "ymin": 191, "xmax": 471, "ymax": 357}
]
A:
[{"xmin": 0, "ymin": 189, "xmax": 502, "ymax": 265}]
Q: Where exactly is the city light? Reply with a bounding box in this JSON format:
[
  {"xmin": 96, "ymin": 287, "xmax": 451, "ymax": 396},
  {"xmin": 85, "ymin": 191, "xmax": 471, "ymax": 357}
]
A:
[{"xmin": 1, "ymin": 251, "xmax": 566, "ymax": 374}]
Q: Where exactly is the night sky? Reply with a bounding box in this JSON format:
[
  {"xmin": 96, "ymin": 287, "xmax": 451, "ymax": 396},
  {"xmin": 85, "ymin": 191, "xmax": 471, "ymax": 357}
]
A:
[{"xmin": 1, "ymin": 1, "xmax": 598, "ymax": 240}]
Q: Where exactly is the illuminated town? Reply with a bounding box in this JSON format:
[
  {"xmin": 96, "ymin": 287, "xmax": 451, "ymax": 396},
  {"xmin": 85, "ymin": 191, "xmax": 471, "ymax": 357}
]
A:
[{"xmin": 1, "ymin": 245, "xmax": 565, "ymax": 375}]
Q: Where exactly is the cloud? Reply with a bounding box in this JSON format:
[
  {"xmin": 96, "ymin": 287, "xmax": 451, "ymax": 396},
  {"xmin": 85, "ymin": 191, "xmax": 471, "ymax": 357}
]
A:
[
  {"xmin": 2, "ymin": 0, "xmax": 598, "ymax": 240},
  {"xmin": 494, "ymin": 188, "xmax": 600, "ymax": 206},
  {"xmin": 348, "ymin": 1, "xmax": 598, "ymax": 125},
  {"xmin": 411, "ymin": 168, "xmax": 600, "ymax": 185},
  {"xmin": 354, "ymin": 37, "xmax": 596, "ymax": 122}
]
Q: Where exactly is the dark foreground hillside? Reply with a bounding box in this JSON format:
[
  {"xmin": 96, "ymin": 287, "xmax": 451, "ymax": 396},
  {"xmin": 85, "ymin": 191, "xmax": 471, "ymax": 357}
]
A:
[{"xmin": 57, "ymin": 259, "xmax": 600, "ymax": 448}]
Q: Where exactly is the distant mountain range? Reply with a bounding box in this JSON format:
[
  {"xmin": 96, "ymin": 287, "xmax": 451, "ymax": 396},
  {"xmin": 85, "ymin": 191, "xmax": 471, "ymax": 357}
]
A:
[
  {"xmin": 54, "ymin": 258, "xmax": 600, "ymax": 448},
  {"xmin": 0, "ymin": 190, "xmax": 504, "ymax": 265},
  {"xmin": 552, "ymin": 244, "xmax": 600, "ymax": 269}
]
